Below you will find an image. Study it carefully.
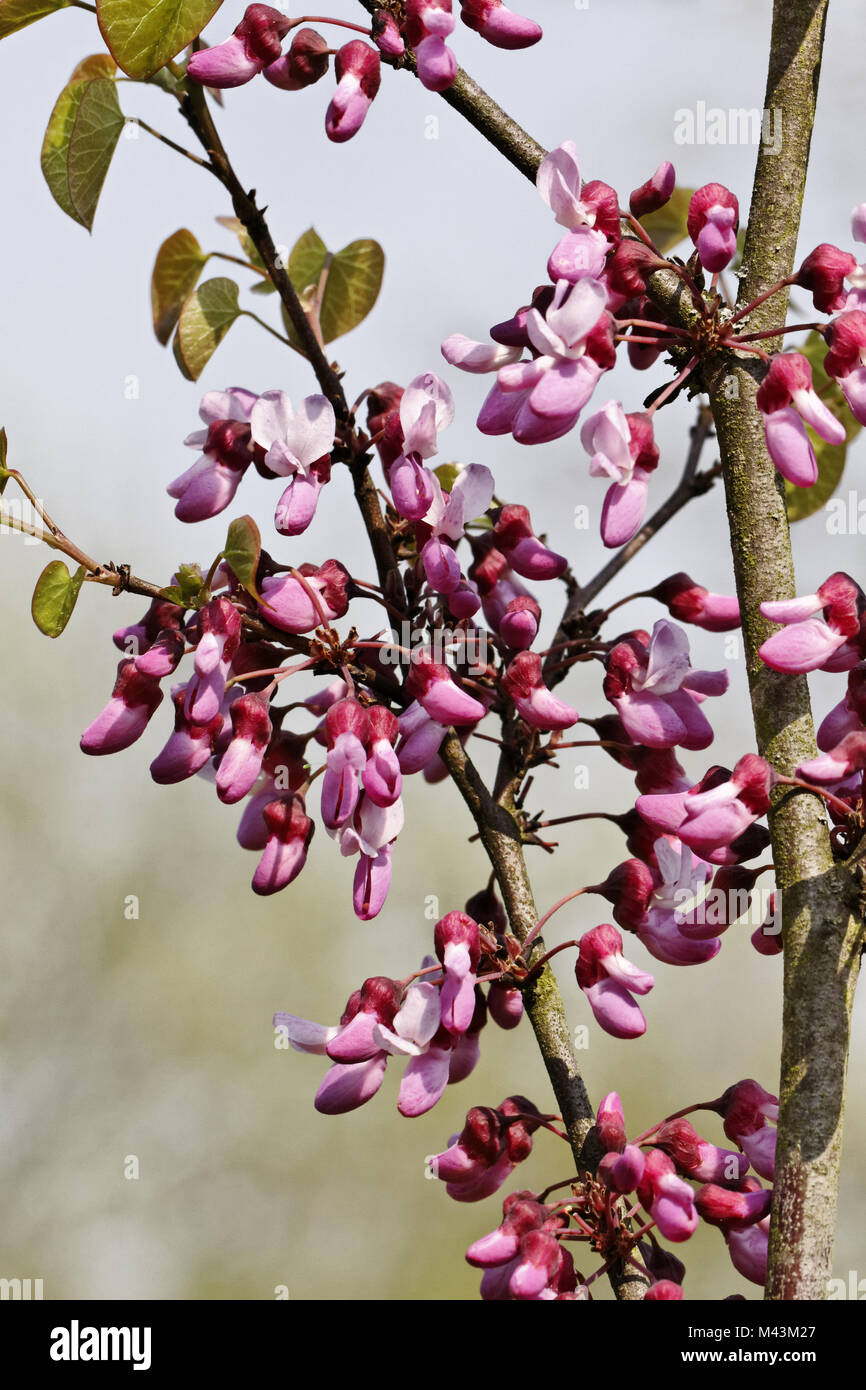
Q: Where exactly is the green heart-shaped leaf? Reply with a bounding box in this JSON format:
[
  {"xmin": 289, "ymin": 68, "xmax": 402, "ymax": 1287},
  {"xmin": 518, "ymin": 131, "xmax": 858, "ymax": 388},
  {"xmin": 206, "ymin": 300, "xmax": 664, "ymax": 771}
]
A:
[
  {"xmin": 31, "ymin": 560, "xmax": 85, "ymax": 637},
  {"xmin": 173, "ymin": 276, "xmax": 240, "ymax": 381},
  {"xmin": 222, "ymin": 515, "xmax": 261, "ymax": 598},
  {"xmin": 152, "ymin": 228, "xmax": 207, "ymax": 344},
  {"xmin": 96, "ymin": 0, "xmax": 224, "ymax": 80},
  {"xmin": 66, "ymin": 76, "xmax": 125, "ymax": 231},
  {"xmin": 282, "ymin": 228, "xmax": 384, "ymax": 350},
  {"xmin": 0, "ymin": 0, "xmax": 69, "ymax": 41}
]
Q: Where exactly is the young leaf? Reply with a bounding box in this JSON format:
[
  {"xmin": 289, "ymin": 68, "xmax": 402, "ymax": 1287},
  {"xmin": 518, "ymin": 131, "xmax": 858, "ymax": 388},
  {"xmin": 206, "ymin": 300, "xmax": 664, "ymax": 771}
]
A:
[
  {"xmin": 222, "ymin": 515, "xmax": 261, "ymax": 598},
  {"xmin": 42, "ymin": 78, "xmax": 91, "ymax": 224},
  {"xmin": 785, "ymin": 330, "xmax": 861, "ymax": 522},
  {"xmin": 280, "ymin": 229, "xmax": 385, "ymax": 351},
  {"xmin": 215, "ymin": 215, "xmax": 275, "ymax": 295},
  {"xmin": 152, "ymin": 228, "xmax": 208, "ymax": 344},
  {"xmin": 640, "ymin": 186, "xmax": 695, "ymax": 255},
  {"xmin": 70, "ymin": 53, "xmax": 117, "ymax": 81},
  {"xmin": 96, "ymin": 0, "xmax": 224, "ymax": 80},
  {"xmin": 173, "ymin": 276, "xmax": 240, "ymax": 381},
  {"xmin": 31, "ymin": 560, "xmax": 85, "ymax": 638},
  {"xmin": 321, "ymin": 239, "xmax": 385, "ymax": 343},
  {"xmin": 0, "ymin": 0, "xmax": 69, "ymax": 41},
  {"xmin": 66, "ymin": 76, "xmax": 125, "ymax": 231}
]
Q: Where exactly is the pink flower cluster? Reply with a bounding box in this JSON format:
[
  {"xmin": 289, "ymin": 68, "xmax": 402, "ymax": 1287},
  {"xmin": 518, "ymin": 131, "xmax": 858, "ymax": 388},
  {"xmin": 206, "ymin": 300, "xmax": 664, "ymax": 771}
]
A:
[
  {"xmin": 460, "ymin": 1082, "xmax": 777, "ymax": 1299},
  {"xmin": 186, "ymin": 3, "xmax": 541, "ymax": 142}
]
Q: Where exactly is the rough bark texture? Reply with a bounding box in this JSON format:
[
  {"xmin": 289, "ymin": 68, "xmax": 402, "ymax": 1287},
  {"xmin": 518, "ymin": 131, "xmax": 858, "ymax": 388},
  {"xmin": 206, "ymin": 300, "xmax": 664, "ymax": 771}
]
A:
[{"xmin": 707, "ymin": 0, "xmax": 863, "ymax": 1302}]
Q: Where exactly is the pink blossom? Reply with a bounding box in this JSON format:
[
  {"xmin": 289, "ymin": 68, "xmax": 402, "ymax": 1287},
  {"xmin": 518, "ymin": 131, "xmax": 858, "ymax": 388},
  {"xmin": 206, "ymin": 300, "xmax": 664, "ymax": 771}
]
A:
[
  {"xmin": 458, "ymin": 0, "xmax": 542, "ymax": 49},
  {"xmin": 258, "ymin": 559, "xmax": 350, "ymax": 633},
  {"xmin": 604, "ymin": 620, "xmax": 728, "ymax": 750},
  {"xmin": 503, "ymin": 652, "xmax": 579, "ymax": 731},
  {"xmin": 758, "ymin": 571, "xmax": 864, "ymax": 673},
  {"xmin": 629, "ymin": 161, "xmax": 676, "ymax": 218},
  {"xmin": 687, "ymin": 184, "xmax": 739, "ymax": 273},
  {"xmin": 263, "ymin": 27, "xmax": 329, "ymax": 89},
  {"xmin": 80, "ymin": 660, "xmax": 164, "ymax": 756},
  {"xmin": 580, "ymin": 402, "xmax": 659, "ymax": 547},
  {"xmin": 756, "ymin": 352, "xmax": 846, "ymax": 487},
  {"xmin": 187, "ymin": 5, "xmax": 291, "ymax": 88},
  {"xmin": 325, "ymin": 41, "xmax": 381, "ymax": 143},
  {"xmin": 252, "ymin": 793, "xmax": 314, "ymax": 895},
  {"xmin": 169, "ymin": 388, "xmax": 258, "ymax": 522},
  {"xmin": 575, "ymin": 923, "xmax": 655, "ymax": 1039}
]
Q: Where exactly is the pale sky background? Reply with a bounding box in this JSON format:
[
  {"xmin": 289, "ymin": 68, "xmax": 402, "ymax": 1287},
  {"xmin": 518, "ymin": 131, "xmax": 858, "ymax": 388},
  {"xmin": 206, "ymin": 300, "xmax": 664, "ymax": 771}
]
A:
[{"xmin": 0, "ymin": 0, "xmax": 864, "ymax": 1301}]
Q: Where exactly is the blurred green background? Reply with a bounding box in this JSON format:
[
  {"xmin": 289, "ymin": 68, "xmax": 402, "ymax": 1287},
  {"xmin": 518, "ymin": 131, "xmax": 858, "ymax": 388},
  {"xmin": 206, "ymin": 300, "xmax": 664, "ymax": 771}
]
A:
[{"xmin": 0, "ymin": 0, "xmax": 863, "ymax": 1300}]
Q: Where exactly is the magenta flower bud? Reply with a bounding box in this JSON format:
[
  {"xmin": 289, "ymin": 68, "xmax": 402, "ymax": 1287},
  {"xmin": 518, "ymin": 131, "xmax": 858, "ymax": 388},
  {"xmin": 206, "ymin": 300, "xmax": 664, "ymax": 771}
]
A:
[
  {"xmin": 216, "ymin": 692, "xmax": 272, "ymax": 804},
  {"xmin": 466, "ymin": 1196, "xmax": 547, "ymax": 1267},
  {"xmin": 396, "ymin": 701, "xmax": 448, "ymax": 772},
  {"xmin": 133, "ymin": 628, "xmax": 185, "ymax": 679},
  {"xmin": 446, "ymin": 582, "xmax": 482, "ymax": 620},
  {"xmin": 433, "ymin": 1105, "xmax": 502, "ymax": 1182},
  {"xmin": 637, "ymin": 1149, "xmax": 699, "ymax": 1242},
  {"xmin": 252, "ymin": 794, "xmax": 314, "ymax": 895},
  {"xmin": 599, "ymin": 1144, "xmax": 646, "ymax": 1194},
  {"xmin": 314, "ymin": 1055, "xmax": 388, "ymax": 1115},
  {"xmin": 758, "ymin": 571, "xmax": 863, "ymax": 674},
  {"xmin": 487, "ymin": 980, "xmax": 524, "ymax": 1029},
  {"xmin": 651, "ymin": 572, "xmax": 741, "ymax": 632},
  {"xmin": 597, "ymin": 1092, "xmax": 627, "ymax": 1152},
  {"xmin": 325, "ymin": 40, "xmax": 381, "ymax": 143},
  {"xmin": 695, "ymin": 1182, "xmax": 772, "ymax": 1229},
  {"xmin": 326, "ymin": 976, "xmax": 401, "ymax": 1062},
  {"xmin": 757, "ymin": 351, "xmax": 846, "ymax": 486},
  {"xmin": 503, "ymin": 651, "xmax": 579, "ymax": 731},
  {"xmin": 712, "ymin": 1078, "xmax": 779, "ymax": 1140},
  {"xmin": 644, "ymin": 1280, "xmax": 684, "ymax": 1300},
  {"xmin": 263, "ymin": 27, "xmax": 329, "ymax": 89},
  {"xmin": 187, "ymin": 5, "xmax": 291, "ymax": 88},
  {"xmin": 353, "ymin": 843, "xmax": 394, "ymax": 921},
  {"xmin": 371, "ymin": 8, "xmax": 406, "ymax": 56},
  {"xmin": 591, "ymin": 857, "xmax": 655, "ymax": 931},
  {"xmin": 80, "ymin": 660, "xmax": 164, "ymax": 756},
  {"xmin": 259, "ymin": 559, "xmax": 350, "ymax": 633},
  {"xmin": 575, "ymin": 924, "xmax": 654, "ymax": 1039},
  {"xmin": 676, "ymin": 753, "xmax": 773, "ymax": 856},
  {"xmin": 824, "ymin": 308, "xmax": 866, "ymax": 379},
  {"xmin": 421, "ymin": 535, "xmax": 462, "ymax": 593},
  {"xmin": 509, "ymin": 1230, "xmax": 562, "ymax": 1299},
  {"xmin": 459, "ymin": 0, "xmax": 542, "ymax": 50},
  {"xmin": 726, "ymin": 1223, "xmax": 769, "ymax": 1285},
  {"xmin": 499, "ymin": 595, "xmax": 541, "ymax": 650},
  {"xmin": 687, "ymin": 183, "xmax": 739, "ymax": 273},
  {"xmin": 414, "ymin": 34, "xmax": 457, "ymax": 90},
  {"xmin": 390, "ymin": 454, "xmax": 436, "ymax": 520},
  {"xmin": 629, "ymin": 161, "xmax": 676, "ymax": 218},
  {"xmin": 606, "ymin": 239, "xmax": 664, "ymax": 297},
  {"xmin": 184, "ymin": 597, "xmax": 242, "ymax": 726},
  {"xmin": 406, "ymin": 0, "xmax": 456, "ymax": 38},
  {"xmin": 491, "ymin": 505, "xmax": 567, "ymax": 581},
  {"xmin": 435, "ymin": 911, "xmax": 481, "ymax": 1035},
  {"xmin": 150, "ymin": 688, "xmax": 223, "ymax": 784},
  {"xmin": 796, "ymin": 243, "xmax": 858, "ymax": 314},
  {"xmin": 363, "ymin": 706, "xmax": 402, "ymax": 807},
  {"xmin": 406, "ymin": 651, "xmax": 486, "ymax": 725},
  {"xmin": 651, "ymin": 1118, "xmax": 750, "ymax": 1184}
]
